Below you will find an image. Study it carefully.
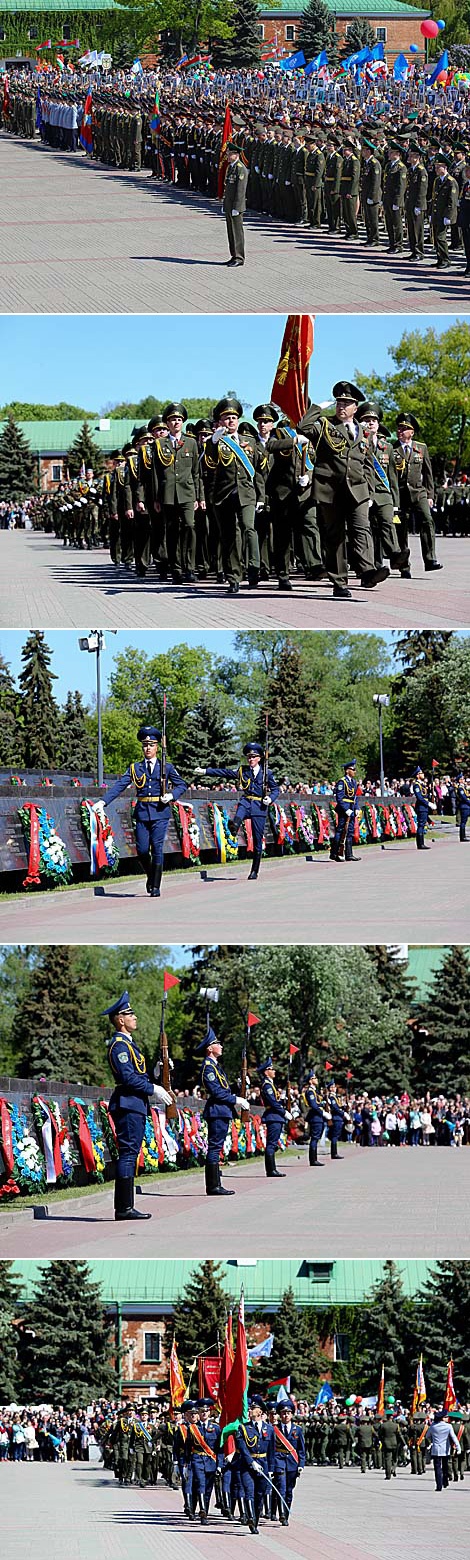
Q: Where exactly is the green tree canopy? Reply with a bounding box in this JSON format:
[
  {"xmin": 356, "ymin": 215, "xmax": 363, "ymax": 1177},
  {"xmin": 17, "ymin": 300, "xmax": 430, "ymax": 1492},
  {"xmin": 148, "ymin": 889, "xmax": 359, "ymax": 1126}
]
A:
[
  {"xmin": 60, "ymin": 691, "xmax": 95, "ymax": 775},
  {"xmin": 409, "ymin": 1262, "xmax": 470, "ymax": 1404},
  {"xmin": 347, "ymin": 1262, "xmax": 416, "ymax": 1401},
  {"xmin": 212, "ymin": 0, "xmax": 262, "ymax": 67},
  {"xmin": 67, "ymin": 420, "xmax": 104, "ymax": 478},
  {"xmin": 18, "ymin": 631, "xmax": 62, "ymax": 769},
  {"xmin": 340, "ymin": 18, "xmax": 376, "ymax": 56},
  {"xmin": 0, "ymin": 414, "xmax": 37, "ymax": 500},
  {"xmin": 171, "ymin": 1260, "xmax": 233, "ymax": 1379},
  {"xmin": 0, "ymin": 403, "xmax": 98, "ymax": 422},
  {"xmin": 297, "ymin": 0, "xmax": 338, "ymax": 63},
  {"xmin": 0, "ymin": 1263, "xmax": 22, "ymax": 1400},
  {"xmin": 18, "ymin": 1262, "xmax": 117, "ymax": 1405},
  {"xmin": 355, "ymin": 322, "xmax": 470, "ymax": 468},
  {"xmin": 412, "ymin": 947, "xmax": 470, "ymax": 1094}
]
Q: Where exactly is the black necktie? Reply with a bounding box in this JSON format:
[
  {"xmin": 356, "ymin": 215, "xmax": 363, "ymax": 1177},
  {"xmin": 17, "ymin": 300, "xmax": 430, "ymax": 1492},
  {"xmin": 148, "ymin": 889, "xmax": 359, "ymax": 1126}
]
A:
[{"xmin": 146, "ymin": 761, "xmax": 152, "ymax": 778}]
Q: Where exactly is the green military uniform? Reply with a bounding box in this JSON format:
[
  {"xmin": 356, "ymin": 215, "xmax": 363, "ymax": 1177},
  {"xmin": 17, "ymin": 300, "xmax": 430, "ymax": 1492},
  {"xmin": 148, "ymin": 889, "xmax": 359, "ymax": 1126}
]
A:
[
  {"xmin": 223, "ymin": 150, "xmax": 248, "ymax": 265},
  {"xmin": 394, "ymin": 413, "xmax": 439, "ymax": 569},
  {"xmin": 152, "ymin": 405, "xmax": 199, "ymax": 581},
  {"xmin": 356, "ymin": 1416, "xmax": 374, "ymax": 1473},
  {"xmin": 202, "ymin": 397, "xmax": 263, "ymax": 593},
  {"xmin": 266, "ymin": 419, "xmax": 323, "ymax": 588},
  {"xmin": 432, "ymin": 161, "xmax": 459, "ymax": 266},
  {"xmin": 361, "ymin": 145, "xmax": 382, "ymax": 245},
  {"xmin": 296, "ymin": 382, "xmax": 381, "ymax": 595},
  {"xmin": 383, "ymin": 147, "xmax": 407, "ymax": 252},
  {"xmin": 379, "ymin": 1414, "xmax": 405, "ymax": 1480},
  {"xmin": 340, "ymin": 140, "xmax": 361, "ymax": 237},
  {"xmin": 405, "ymin": 150, "xmax": 428, "ymax": 260}
]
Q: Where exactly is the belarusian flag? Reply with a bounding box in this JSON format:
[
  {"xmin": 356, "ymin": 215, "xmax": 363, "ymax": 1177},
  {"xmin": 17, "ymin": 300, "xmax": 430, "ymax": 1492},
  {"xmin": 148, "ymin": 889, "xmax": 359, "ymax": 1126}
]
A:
[
  {"xmin": 219, "ymin": 1293, "xmax": 248, "ymax": 1446},
  {"xmin": 443, "ymin": 1359, "xmax": 457, "ymax": 1412},
  {"xmin": 217, "ymin": 102, "xmax": 233, "ymax": 197},
  {"xmin": 267, "ymin": 1374, "xmax": 291, "ymax": 1398},
  {"xmin": 169, "ymin": 1338, "xmax": 187, "ymax": 1408},
  {"xmin": 219, "ymin": 1311, "xmax": 235, "ymax": 1419}
]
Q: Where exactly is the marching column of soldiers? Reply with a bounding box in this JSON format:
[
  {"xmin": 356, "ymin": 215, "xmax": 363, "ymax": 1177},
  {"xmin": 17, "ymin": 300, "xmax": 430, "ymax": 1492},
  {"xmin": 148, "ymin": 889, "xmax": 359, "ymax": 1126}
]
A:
[{"xmin": 30, "ymin": 389, "xmax": 470, "ymax": 599}]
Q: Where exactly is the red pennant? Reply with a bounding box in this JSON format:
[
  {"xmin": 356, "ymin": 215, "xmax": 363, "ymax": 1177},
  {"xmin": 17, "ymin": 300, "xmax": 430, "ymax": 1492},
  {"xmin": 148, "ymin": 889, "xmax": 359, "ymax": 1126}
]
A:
[
  {"xmin": 247, "ymin": 1011, "xmax": 260, "ymax": 1028},
  {"xmin": 289, "ymin": 1044, "xmax": 300, "ymax": 1058},
  {"xmin": 164, "ymin": 971, "xmax": 180, "ymax": 992},
  {"xmin": 325, "ymin": 1061, "xmax": 333, "ymax": 1071},
  {"xmin": 346, "ymin": 1070, "xmax": 353, "ymax": 1081}
]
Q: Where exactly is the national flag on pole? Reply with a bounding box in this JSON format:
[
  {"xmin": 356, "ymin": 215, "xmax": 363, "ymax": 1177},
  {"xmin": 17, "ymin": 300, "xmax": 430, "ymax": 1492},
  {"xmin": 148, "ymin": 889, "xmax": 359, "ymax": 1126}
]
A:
[
  {"xmin": 79, "ymin": 90, "xmax": 93, "ymax": 152},
  {"xmin": 267, "ymin": 1374, "xmax": 290, "ymax": 1398},
  {"xmin": 219, "ymin": 1292, "xmax": 248, "ymax": 1429},
  {"xmin": 247, "ymin": 1011, "xmax": 260, "ymax": 1029},
  {"xmin": 271, "ymin": 315, "xmax": 314, "ymax": 427},
  {"xmin": 164, "ymin": 970, "xmax": 180, "ymax": 993},
  {"xmin": 428, "ymin": 51, "xmax": 449, "ymax": 86},
  {"xmin": 412, "ymin": 1354, "xmax": 427, "ymax": 1413},
  {"xmin": 217, "ymin": 102, "xmax": 233, "ymax": 198},
  {"xmin": 315, "ymin": 1381, "xmax": 334, "ymax": 1406},
  {"xmin": 150, "ymin": 87, "xmax": 161, "ymax": 132},
  {"xmin": 169, "ymin": 1338, "xmax": 187, "ymax": 1407},
  {"xmin": 36, "ymin": 38, "xmax": 52, "ymax": 50},
  {"xmin": 56, "ymin": 55, "xmax": 65, "ymax": 72},
  {"xmin": 443, "ymin": 1359, "xmax": 457, "ymax": 1412},
  {"xmin": 247, "ymin": 1333, "xmax": 274, "ymax": 1361},
  {"xmin": 289, "ymin": 1044, "xmax": 300, "ymax": 1058},
  {"xmin": 377, "ymin": 1363, "xmax": 385, "ymax": 1417},
  {"xmin": 219, "ymin": 1311, "xmax": 235, "ymax": 1421}
]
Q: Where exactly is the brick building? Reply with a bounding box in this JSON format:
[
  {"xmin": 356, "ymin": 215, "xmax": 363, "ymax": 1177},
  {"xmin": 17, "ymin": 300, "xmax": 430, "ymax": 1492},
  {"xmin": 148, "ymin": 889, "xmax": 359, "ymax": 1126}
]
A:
[
  {"xmin": 0, "ymin": 417, "xmax": 137, "ymax": 491},
  {"xmin": 12, "ymin": 1258, "xmax": 433, "ymax": 1398},
  {"xmin": 259, "ymin": 0, "xmax": 431, "ymax": 62}
]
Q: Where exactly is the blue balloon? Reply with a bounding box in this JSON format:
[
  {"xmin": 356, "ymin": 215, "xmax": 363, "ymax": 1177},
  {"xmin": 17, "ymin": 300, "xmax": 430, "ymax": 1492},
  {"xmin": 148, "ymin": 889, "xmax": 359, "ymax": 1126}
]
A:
[
  {"xmin": 437, "ymin": 18, "xmax": 446, "ymax": 26},
  {"xmin": 409, "ymin": 43, "xmax": 419, "ymax": 52}
]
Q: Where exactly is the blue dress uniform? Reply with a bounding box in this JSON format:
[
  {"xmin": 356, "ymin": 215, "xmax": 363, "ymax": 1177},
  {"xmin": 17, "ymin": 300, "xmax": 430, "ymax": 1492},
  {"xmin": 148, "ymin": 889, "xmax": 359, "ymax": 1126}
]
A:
[
  {"xmin": 186, "ymin": 1406, "xmax": 221, "ymax": 1522},
  {"xmin": 205, "ymin": 741, "xmax": 279, "ymax": 880},
  {"xmin": 195, "ymin": 1027, "xmax": 243, "ymax": 1197},
  {"xmin": 273, "ymin": 1409, "xmax": 305, "ymax": 1524},
  {"xmin": 330, "ymin": 760, "xmax": 358, "ymax": 862},
  {"xmin": 234, "ymin": 1414, "xmax": 275, "ymax": 1533},
  {"xmin": 104, "ymin": 723, "xmax": 188, "ymax": 896},
  {"xmin": 302, "ymin": 1072, "xmax": 327, "ymax": 1166},
  {"xmin": 173, "ymin": 1410, "xmax": 195, "ymax": 1516},
  {"xmin": 328, "ymin": 1089, "xmax": 345, "ymax": 1160},
  {"xmin": 258, "ymin": 1056, "xmax": 288, "ymax": 1179},
  {"xmin": 103, "ymin": 990, "xmax": 154, "ymax": 1221},
  {"xmin": 412, "ymin": 766, "xmax": 431, "ymax": 850},
  {"xmin": 456, "ymin": 774, "xmax": 470, "ymax": 842}
]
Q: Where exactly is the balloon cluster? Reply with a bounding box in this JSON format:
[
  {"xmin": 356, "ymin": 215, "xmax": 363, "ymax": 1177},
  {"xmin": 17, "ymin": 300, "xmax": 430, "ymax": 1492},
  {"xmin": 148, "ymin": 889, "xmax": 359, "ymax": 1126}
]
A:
[{"xmin": 420, "ymin": 17, "xmax": 445, "ymax": 37}]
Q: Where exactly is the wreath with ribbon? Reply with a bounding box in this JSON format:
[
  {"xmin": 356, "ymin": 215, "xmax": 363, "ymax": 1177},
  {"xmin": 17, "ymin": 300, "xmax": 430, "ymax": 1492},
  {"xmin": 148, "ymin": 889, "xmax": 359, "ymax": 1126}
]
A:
[
  {"xmin": 31, "ymin": 1095, "xmax": 73, "ymax": 1183},
  {"xmin": 268, "ymin": 802, "xmax": 295, "ymax": 852},
  {"xmin": 6, "ymin": 1100, "xmax": 46, "ymax": 1191},
  {"xmin": 19, "ymin": 803, "xmax": 73, "ymax": 889},
  {"xmin": 98, "ymin": 1099, "xmax": 119, "ymax": 1160},
  {"xmin": 0, "ymin": 1097, "xmax": 21, "ymax": 1198},
  {"xmin": 208, "ymin": 802, "xmax": 239, "ymax": 863},
  {"xmin": 68, "ymin": 1098, "xmax": 105, "ymax": 1179},
  {"xmin": 399, "ymin": 802, "xmax": 418, "ymax": 836},
  {"xmin": 172, "ymin": 801, "xmax": 201, "ymax": 865},
  {"xmin": 80, "ymin": 799, "xmax": 120, "ymax": 877},
  {"xmin": 290, "ymin": 803, "xmax": 316, "ymax": 850}
]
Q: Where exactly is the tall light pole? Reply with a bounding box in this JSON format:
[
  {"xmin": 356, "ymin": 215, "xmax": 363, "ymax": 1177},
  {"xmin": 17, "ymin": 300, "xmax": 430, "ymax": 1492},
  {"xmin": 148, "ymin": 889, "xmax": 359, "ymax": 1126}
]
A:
[
  {"xmin": 372, "ymin": 693, "xmax": 390, "ymax": 800},
  {"xmin": 78, "ymin": 631, "xmax": 116, "ymax": 785}
]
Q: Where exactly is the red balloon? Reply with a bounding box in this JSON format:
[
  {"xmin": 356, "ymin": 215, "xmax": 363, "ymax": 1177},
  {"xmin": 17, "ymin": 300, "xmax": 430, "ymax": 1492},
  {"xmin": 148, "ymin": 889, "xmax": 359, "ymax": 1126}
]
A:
[{"xmin": 420, "ymin": 18, "xmax": 439, "ymax": 36}]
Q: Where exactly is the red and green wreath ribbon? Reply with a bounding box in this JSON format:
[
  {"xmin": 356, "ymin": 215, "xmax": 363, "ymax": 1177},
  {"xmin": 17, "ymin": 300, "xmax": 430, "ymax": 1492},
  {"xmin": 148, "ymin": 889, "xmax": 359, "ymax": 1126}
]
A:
[
  {"xmin": 401, "ymin": 802, "xmax": 417, "ymax": 836},
  {"xmin": 0, "ymin": 1096, "xmax": 15, "ymax": 1175},
  {"xmin": 172, "ymin": 801, "xmax": 201, "ymax": 864},
  {"xmin": 81, "ymin": 801, "xmax": 119, "ymax": 877},
  {"xmin": 98, "ymin": 1099, "xmax": 119, "ymax": 1159},
  {"xmin": 31, "ymin": 1095, "xmax": 63, "ymax": 1183},
  {"xmin": 68, "ymin": 1097, "xmax": 96, "ymax": 1174},
  {"xmin": 149, "ymin": 1106, "xmax": 165, "ymax": 1166},
  {"xmin": 252, "ymin": 1113, "xmax": 266, "ymax": 1152},
  {"xmin": 268, "ymin": 802, "xmax": 295, "ymax": 852},
  {"xmin": 361, "ymin": 802, "xmax": 378, "ymax": 841},
  {"xmin": 231, "ymin": 1120, "xmax": 239, "ymax": 1156},
  {"xmin": 208, "ymin": 802, "xmax": 238, "ymax": 863},
  {"xmin": 21, "ymin": 802, "xmax": 41, "ymax": 886}
]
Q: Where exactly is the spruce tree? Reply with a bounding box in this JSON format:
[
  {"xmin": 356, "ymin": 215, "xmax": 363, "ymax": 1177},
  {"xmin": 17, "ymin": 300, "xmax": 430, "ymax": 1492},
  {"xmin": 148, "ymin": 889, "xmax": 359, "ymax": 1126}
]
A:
[
  {"xmin": 18, "ymin": 631, "xmax": 62, "ymax": 769},
  {"xmin": 340, "ymin": 19, "xmax": 376, "ymax": 57},
  {"xmin": 212, "ymin": 0, "xmax": 262, "ymax": 68},
  {"xmin": 67, "ymin": 420, "xmax": 103, "ymax": 478},
  {"xmin": 260, "ymin": 641, "xmax": 325, "ymax": 783},
  {"xmin": 0, "ymin": 653, "xmax": 24, "ymax": 766},
  {"xmin": 0, "ymin": 414, "xmax": 37, "ymax": 500},
  {"xmin": 297, "ymin": 0, "xmax": 338, "ymax": 64},
  {"xmin": 412, "ymin": 947, "xmax": 470, "ymax": 1094},
  {"xmin": 177, "ymin": 696, "xmax": 238, "ymax": 774},
  {"xmin": 394, "ymin": 632, "xmax": 453, "ymax": 678},
  {"xmin": 252, "ymin": 1288, "xmax": 323, "ymax": 1399},
  {"xmin": 351, "ymin": 1262, "xmax": 415, "ymax": 1400},
  {"xmin": 0, "ymin": 1262, "xmax": 22, "ymax": 1400},
  {"xmin": 410, "ymin": 1263, "xmax": 470, "ymax": 1404},
  {"xmin": 11, "ymin": 946, "xmax": 93, "ymax": 1082},
  {"xmin": 171, "ymin": 1261, "xmax": 232, "ymax": 1379},
  {"xmin": 18, "ymin": 1262, "xmax": 117, "ymax": 1404},
  {"xmin": 60, "ymin": 691, "xmax": 95, "ymax": 775}
]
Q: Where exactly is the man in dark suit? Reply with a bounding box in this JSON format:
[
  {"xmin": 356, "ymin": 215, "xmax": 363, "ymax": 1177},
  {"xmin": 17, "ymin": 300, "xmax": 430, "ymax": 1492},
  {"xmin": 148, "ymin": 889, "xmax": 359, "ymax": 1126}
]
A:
[{"xmin": 223, "ymin": 143, "xmax": 248, "ymax": 266}]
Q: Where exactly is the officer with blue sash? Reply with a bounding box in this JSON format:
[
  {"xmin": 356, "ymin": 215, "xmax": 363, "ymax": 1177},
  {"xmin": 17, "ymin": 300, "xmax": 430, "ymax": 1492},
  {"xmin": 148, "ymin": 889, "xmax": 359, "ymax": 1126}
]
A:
[
  {"xmin": 456, "ymin": 772, "xmax": 470, "ymax": 842},
  {"xmin": 203, "ymin": 396, "xmax": 264, "ymax": 595},
  {"xmin": 197, "ymin": 740, "xmax": 279, "ymax": 881},
  {"xmin": 102, "ymin": 723, "xmax": 188, "ymax": 897},
  {"xmin": 103, "ymin": 990, "xmax": 172, "ymax": 1220},
  {"xmin": 328, "ymin": 1083, "xmax": 345, "ymax": 1160},
  {"xmin": 195, "ymin": 1027, "xmax": 250, "ymax": 1198},
  {"xmin": 258, "ymin": 1056, "xmax": 291, "ymax": 1179},
  {"xmin": 302, "ymin": 1068, "xmax": 329, "ymax": 1167},
  {"xmin": 234, "ymin": 1399, "xmax": 275, "ymax": 1533},
  {"xmin": 412, "ymin": 764, "xmax": 436, "ymax": 850},
  {"xmin": 273, "ymin": 1400, "xmax": 305, "ymax": 1525},
  {"xmin": 330, "ymin": 758, "xmax": 359, "ymax": 862},
  {"xmin": 186, "ymin": 1399, "xmax": 221, "ymax": 1523}
]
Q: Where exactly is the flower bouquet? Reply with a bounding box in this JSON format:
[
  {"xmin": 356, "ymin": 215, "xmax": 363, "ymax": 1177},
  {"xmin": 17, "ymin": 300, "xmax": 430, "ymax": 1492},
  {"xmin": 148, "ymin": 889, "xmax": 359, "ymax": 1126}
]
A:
[{"xmin": 19, "ymin": 803, "xmax": 73, "ymax": 888}]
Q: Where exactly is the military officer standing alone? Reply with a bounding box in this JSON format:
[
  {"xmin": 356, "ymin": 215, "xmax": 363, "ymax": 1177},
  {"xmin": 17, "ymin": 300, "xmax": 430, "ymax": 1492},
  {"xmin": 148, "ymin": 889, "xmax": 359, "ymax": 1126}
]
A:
[
  {"xmin": 394, "ymin": 413, "xmax": 442, "ymax": 573},
  {"xmin": 258, "ymin": 1056, "xmax": 291, "ymax": 1179},
  {"xmin": 103, "ymin": 990, "xmax": 172, "ymax": 1221},
  {"xmin": 412, "ymin": 764, "xmax": 436, "ymax": 850},
  {"xmin": 196, "ymin": 1026, "xmax": 250, "ymax": 1197},
  {"xmin": 302, "ymin": 1068, "xmax": 329, "ymax": 1167},
  {"xmin": 101, "ymin": 723, "xmax": 188, "ymax": 897},
  {"xmin": 197, "ymin": 739, "xmax": 279, "ymax": 880},
  {"xmin": 223, "ymin": 143, "xmax": 248, "ymax": 266},
  {"xmin": 330, "ymin": 758, "xmax": 359, "ymax": 863},
  {"xmin": 456, "ymin": 771, "xmax": 470, "ymax": 841}
]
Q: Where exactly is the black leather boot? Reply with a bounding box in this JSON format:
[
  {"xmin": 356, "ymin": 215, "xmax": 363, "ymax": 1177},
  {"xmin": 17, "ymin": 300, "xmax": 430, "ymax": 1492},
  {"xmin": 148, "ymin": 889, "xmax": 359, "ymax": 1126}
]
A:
[
  {"xmin": 309, "ymin": 1142, "xmax": 321, "ymax": 1166},
  {"xmin": 246, "ymin": 1501, "xmax": 259, "ymax": 1534},
  {"xmin": 217, "ymin": 1165, "xmax": 235, "ymax": 1195},
  {"xmin": 248, "ymin": 850, "xmax": 261, "ymax": 880}
]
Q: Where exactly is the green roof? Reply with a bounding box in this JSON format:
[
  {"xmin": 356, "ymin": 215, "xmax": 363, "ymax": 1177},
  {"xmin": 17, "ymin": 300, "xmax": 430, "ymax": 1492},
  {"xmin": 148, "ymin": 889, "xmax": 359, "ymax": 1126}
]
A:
[
  {"xmin": 0, "ymin": 418, "xmax": 137, "ymax": 455},
  {"xmin": 0, "ymin": 0, "xmax": 119, "ymax": 10},
  {"xmin": 11, "ymin": 1259, "xmax": 435, "ymax": 1308},
  {"xmin": 261, "ymin": 0, "xmax": 429, "ymax": 13},
  {"xmin": 407, "ymin": 946, "xmax": 469, "ymax": 999}
]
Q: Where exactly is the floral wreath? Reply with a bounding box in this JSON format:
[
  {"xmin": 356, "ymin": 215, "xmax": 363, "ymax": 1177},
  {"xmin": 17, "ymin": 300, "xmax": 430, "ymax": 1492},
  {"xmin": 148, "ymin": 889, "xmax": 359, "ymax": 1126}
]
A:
[
  {"xmin": 172, "ymin": 801, "xmax": 201, "ymax": 865},
  {"xmin": 309, "ymin": 801, "xmax": 331, "ymax": 848},
  {"xmin": 268, "ymin": 802, "xmax": 295, "ymax": 852},
  {"xmin": 80, "ymin": 799, "xmax": 120, "ymax": 877},
  {"xmin": 31, "ymin": 1095, "xmax": 73, "ymax": 1183},
  {"xmin": 68, "ymin": 1098, "xmax": 106, "ymax": 1180},
  {"xmin": 290, "ymin": 803, "xmax": 316, "ymax": 851},
  {"xmin": 19, "ymin": 803, "xmax": 73, "ymax": 889},
  {"xmin": 208, "ymin": 801, "xmax": 239, "ymax": 863},
  {"xmin": 6, "ymin": 1100, "xmax": 46, "ymax": 1192}
]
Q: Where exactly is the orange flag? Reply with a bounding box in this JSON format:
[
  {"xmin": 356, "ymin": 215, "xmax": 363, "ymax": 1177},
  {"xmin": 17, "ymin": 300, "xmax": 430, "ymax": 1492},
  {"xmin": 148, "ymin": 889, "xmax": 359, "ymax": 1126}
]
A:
[
  {"xmin": 377, "ymin": 1363, "xmax": 385, "ymax": 1417},
  {"xmin": 217, "ymin": 102, "xmax": 233, "ymax": 197},
  {"xmin": 169, "ymin": 1338, "xmax": 187, "ymax": 1408},
  {"xmin": 271, "ymin": 315, "xmax": 314, "ymax": 426},
  {"xmin": 443, "ymin": 1359, "xmax": 457, "ymax": 1412}
]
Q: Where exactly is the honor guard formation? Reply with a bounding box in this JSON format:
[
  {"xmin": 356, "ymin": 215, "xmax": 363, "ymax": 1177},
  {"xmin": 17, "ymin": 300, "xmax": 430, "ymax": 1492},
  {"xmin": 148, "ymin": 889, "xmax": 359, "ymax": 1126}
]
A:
[
  {"xmin": 25, "ymin": 391, "xmax": 458, "ymax": 601},
  {"xmin": 3, "ymin": 65, "xmax": 470, "ymax": 277}
]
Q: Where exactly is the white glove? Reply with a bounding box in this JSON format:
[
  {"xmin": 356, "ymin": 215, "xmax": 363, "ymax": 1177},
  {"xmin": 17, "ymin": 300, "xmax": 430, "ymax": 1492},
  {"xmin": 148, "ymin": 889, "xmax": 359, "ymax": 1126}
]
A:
[
  {"xmin": 298, "ymin": 474, "xmax": 309, "ymax": 489},
  {"xmin": 345, "ymin": 808, "xmax": 353, "ymax": 817},
  {"xmin": 153, "ymin": 1085, "xmax": 173, "ymax": 1106},
  {"xmin": 255, "ymin": 501, "xmax": 264, "ymax": 512},
  {"xmin": 252, "ymin": 1460, "xmax": 263, "ymax": 1473},
  {"xmin": 429, "ymin": 801, "xmax": 437, "ymax": 811},
  {"xmin": 262, "ymin": 793, "xmax": 272, "ymax": 805},
  {"xmin": 285, "ymin": 1110, "xmax": 293, "ymax": 1121},
  {"xmin": 296, "ymin": 433, "xmax": 308, "ymax": 447},
  {"xmin": 194, "ymin": 766, "xmax": 207, "ymax": 776},
  {"xmin": 366, "ymin": 198, "xmax": 373, "ymax": 205},
  {"xmin": 232, "ymin": 209, "xmax": 240, "ymax": 216},
  {"xmin": 212, "ymin": 428, "xmax": 226, "ymax": 443},
  {"xmin": 443, "ymin": 218, "xmax": 450, "ymax": 226},
  {"xmin": 161, "ymin": 791, "xmax": 174, "ymax": 803},
  {"xmin": 254, "ymin": 165, "xmax": 260, "ymax": 173},
  {"xmin": 236, "ymin": 1096, "xmax": 250, "ymax": 1112},
  {"xmin": 414, "ymin": 207, "xmax": 421, "ymax": 215},
  {"xmin": 392, "ymin": 204, "xmax": 399, "ymax": 211}
]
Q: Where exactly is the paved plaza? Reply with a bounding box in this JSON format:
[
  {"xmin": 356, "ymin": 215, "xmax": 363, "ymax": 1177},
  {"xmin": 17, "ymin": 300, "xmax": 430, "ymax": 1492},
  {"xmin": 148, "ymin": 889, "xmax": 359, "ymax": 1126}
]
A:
[
  {"xmin": 1, "ymin": 530, "xmax": 468, "ymax": 632},
  {"xmin": 1, "ymin": 1460, "xmax": 469, "ymax": 1560},
  {"xmin": 0, "ymin": 830, "xmax": 466, "ymax": 944},
  {"xmin": 1, "ymin": 1141, "xmax": 469, "ymax": 1258},
  {"xmin": 1, "ymin": 134, "xmax": 467, "ymax": 315}
]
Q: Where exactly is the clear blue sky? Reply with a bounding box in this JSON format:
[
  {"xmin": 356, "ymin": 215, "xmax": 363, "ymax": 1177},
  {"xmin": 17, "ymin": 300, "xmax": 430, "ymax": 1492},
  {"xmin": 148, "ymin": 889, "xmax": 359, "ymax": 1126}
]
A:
[
  {"xmin": 0, "ymin": 631, "xmax": 239, "ymax": 701},
  {"xmin": 0, "ymin": 314, "xmax": 460, "ymax": 413}
]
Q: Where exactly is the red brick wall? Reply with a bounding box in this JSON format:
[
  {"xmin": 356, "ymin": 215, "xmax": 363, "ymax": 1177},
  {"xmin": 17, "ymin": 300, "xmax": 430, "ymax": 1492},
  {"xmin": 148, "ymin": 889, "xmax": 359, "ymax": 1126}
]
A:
[
  {"xmin": 260, "ymin": 14, "xmax": 426, "ymax": 61},
  {"xmin": 120, "ymin": 1318, "xmax": 168, "ymax": 1386}
]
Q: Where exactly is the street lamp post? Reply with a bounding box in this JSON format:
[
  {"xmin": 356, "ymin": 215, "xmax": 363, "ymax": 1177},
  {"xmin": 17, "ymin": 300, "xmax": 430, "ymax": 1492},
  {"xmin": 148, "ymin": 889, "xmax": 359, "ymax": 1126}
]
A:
[
  {"xmin": 372, "ymin": 693, "xmax": 390, "ymax": 800},
  {"xmin": 78, "ymin": 631, "xmax": 116, "ymax": 786}
]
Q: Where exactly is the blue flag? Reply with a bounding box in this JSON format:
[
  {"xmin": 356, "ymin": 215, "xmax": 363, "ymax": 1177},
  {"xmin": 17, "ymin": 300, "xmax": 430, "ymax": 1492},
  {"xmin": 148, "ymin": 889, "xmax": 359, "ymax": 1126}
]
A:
[
  {"xmin": 343, "ymin": 47, "xmax": 372, "ymax": 70},
  {"xmin": 304, "ymin": 50, "xmax": 328, "ymax": 76},
  {"xmin": 428, "ymin": 51, "xmax": 448, "ymax": 85},
  {"xmin": 315, "ymin": 1382, "xmax": 334, "ymax": 1406},
  {"xmin": 279, "ymin": 50, "xmax": 306, "ymax": 71},
  {"xmin": 370, "ymin": 42, "xmax": 385, "ymax": 61},
  {"xmin": 247, "ymin": 1333, "xmax": 274, "ymax": 1361},
  {"xmin": 393, "ymin": 54, "xmax": 409, "ymax": 82}
]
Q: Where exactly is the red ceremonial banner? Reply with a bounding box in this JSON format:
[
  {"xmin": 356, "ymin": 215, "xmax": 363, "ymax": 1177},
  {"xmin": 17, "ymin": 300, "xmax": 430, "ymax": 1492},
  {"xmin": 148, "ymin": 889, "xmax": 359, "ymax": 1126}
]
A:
[
  {"xmin": 23, "ymin": 802, "xmax": 41, "ymax": 886},
  {"xmin": 271, "ymin": 315, "xmax": 314, "ymax": 426},
  {"xmin": 217, "ymin": 102, "xmax": 233, "ymax": 197},
  {"xmin": 200, "ymin": 1356, "xmax": 222, "ymax": 1401},
  {"xmin": 150, "ymin": 1106, "xmax": 165, "ymax": 1165},
  {"xmin": 69, "ymin": 1099, "xmax": 95, "ymax": 1173},
  {"xmin": 0, "ymin": 1098, "xmax": 14, "ymax": 1173}
]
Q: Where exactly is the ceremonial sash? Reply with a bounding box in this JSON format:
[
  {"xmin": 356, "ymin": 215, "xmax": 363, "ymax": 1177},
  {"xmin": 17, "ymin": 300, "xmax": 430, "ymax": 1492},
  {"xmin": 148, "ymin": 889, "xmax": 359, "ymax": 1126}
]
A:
[
  {"xmin": 416, "ymin": 1419, "xmax": 429, "ymax": 1451},
  {"xmin": 219, "ymin": 434, "xmax": 255, "ymax": 480},
  {"xmin": 190, "ymin": 1425, "xmax": 217, "ymax": 1460},
  {"xmin": 372, "ymin": 453, "xmax": 391, "ymax": 492},
  {"xmin": 274, "ymin": 1425, "xmax": 299, "ymax": 1463},
  {"xmin": 277, "ymin": 423, "xmax": 313, "ymax": 472}
]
